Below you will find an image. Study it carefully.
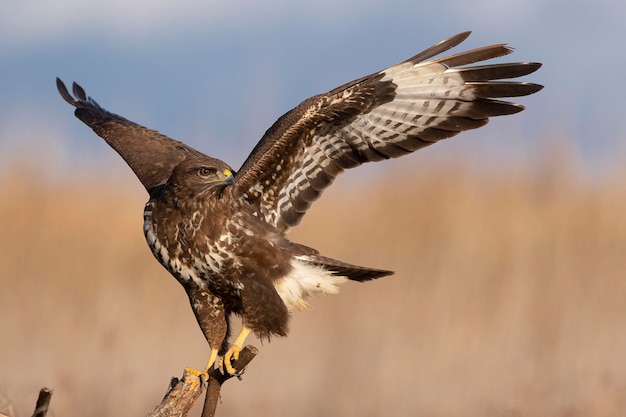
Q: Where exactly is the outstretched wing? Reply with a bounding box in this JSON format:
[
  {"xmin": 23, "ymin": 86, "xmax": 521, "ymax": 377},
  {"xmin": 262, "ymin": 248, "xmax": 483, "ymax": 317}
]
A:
[
  {"xmin": 56, "ymin": 78, "xmax": 209, "ymax": 195},
  {"xmin": 234, "ymin": 32, "xmax": 542, "ymax": 230}
]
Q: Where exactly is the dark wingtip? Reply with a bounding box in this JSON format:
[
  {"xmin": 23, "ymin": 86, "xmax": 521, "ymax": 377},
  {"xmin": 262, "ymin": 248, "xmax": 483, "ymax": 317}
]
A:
[
  {"xmin": 508, "ymin": 62, "xmax": 542, "ymax": 78},
  {"xmin": 56, "ymin": 77, "xmax": 77, "ymax": 106},
  {"xmin": 525, "ymin": 62, "xmax": 542, "ymax": 74},
  {"xmin": 510, "ymin": 62, "xmax": 542, "ymax": 78},
  {"xmin": 451, "ymin": 31, "xmax": 472, "ymax": 45},
  {"xmin": 72, "ymin": 82, "xmax": 87, "ymax": 101},
  {"xmin": 403, "ymin": 31, "xmax": 473, "ymax": 65},
  {"xmin": 524, "ymin": 82, "xmax": 544, "ymax": 94}
]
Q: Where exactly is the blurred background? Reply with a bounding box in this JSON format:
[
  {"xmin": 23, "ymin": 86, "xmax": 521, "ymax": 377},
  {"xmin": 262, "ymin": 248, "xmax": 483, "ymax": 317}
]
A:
[{"xmin": 1, "ymin": 1, "xmax": 626, "ymax": 416}]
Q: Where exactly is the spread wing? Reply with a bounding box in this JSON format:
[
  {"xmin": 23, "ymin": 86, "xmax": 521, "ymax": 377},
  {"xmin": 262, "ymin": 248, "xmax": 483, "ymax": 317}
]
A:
[
  {"xmin": 56, "ymin": 78, "xmax": 209, "ymax": 195},
  {"xmin": 233, "ymin": 31, "xmax": 542, "ymax": 230}
]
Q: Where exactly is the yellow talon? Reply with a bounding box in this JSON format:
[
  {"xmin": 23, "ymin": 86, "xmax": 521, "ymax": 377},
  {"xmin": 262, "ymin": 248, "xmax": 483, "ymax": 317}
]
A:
[
  {"xmin": 183, "ymin": 347, "xmax": 220, "ymax": 382},
  {"xmin": 222, "ymin": 345, "xmax": 242, "ymax": 375},
  {"xmin": 221, "ymin": 326, "xmax": 252, "ymax": 375},
  {"xmin": 184, "ymin": 366, "xmax": 208, "ymax": 381},
  {"xmin": 205, "ymin": 347, "xmax": 220, "ymax": 372}
]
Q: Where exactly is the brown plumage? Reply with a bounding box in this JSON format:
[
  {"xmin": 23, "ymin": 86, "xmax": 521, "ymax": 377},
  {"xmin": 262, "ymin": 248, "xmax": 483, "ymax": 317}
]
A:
[{"xmin": 57, "ymin": 31, "xmax": 542, "ymax": 374}]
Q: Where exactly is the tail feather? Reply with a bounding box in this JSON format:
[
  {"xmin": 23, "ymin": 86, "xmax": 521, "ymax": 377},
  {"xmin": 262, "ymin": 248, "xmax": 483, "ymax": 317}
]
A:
[
  {"xmin": 301, "ymin": 254, "xmax": 394, "ymax": 282},
  {"xmin": 274, "ymin": 255, "xmax": 392, "ymax": 311}
]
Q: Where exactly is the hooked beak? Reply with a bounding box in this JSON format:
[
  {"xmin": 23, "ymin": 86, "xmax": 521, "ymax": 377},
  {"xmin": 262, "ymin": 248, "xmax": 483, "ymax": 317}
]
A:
[{"xmin": 222, "ymin": 169, "xmax": 235, "ymax": 188}]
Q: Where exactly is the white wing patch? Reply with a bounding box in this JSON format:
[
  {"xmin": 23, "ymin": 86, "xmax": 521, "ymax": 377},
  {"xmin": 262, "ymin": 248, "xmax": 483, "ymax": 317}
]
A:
[{"xmin": 274, "ymin": 258, "xmax": 348, "ymax": 311}]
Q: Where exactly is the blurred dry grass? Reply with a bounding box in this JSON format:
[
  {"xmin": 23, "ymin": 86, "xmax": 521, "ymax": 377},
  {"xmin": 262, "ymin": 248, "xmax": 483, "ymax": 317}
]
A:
[{"xmin": 1, "ymin": 153, "xmax": 626, "ymax": 416}]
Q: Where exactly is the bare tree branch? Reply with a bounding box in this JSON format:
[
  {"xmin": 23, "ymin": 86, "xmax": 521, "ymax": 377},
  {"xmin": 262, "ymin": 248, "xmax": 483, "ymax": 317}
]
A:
[
  {"xmin": 16, "ymin": 348, "xmax": 257, "ymax": 417},
  {"xmin": 31, "ymin": 388, "xmax": 52, "ymax": 417},
  {"xmin": 202, "ymin": 346, "xmax": 258, "ymax": 417},
  {"xmin": 146, "ymin": 369, "xmax": 204, "ymax": 417},
  {"xmin": 146, "ymin": 345, "xmax": 258, "ymax": 417}
]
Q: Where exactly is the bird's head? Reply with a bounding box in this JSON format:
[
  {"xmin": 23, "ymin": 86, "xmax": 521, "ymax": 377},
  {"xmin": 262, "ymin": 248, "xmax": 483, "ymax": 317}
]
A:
[{"xmin": 165, "ymin": 157, "xmax": 235, "ymax": 202}]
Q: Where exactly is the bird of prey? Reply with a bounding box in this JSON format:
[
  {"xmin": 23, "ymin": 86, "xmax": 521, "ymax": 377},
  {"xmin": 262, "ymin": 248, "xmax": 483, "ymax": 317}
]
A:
[{"xmin": 57, "ymin": 32, "xmax": 542, "ymax": 376}]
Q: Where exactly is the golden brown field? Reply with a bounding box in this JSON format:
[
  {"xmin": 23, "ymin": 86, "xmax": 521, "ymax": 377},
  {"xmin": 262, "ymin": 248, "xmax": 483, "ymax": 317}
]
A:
[{"xmin": 1, "ymin": 153, "xmax": 626, "ymax": 416}]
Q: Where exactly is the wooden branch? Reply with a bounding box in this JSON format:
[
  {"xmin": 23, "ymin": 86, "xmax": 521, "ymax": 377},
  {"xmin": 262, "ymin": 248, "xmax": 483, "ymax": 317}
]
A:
[
  {"xmin": 145, "ymin": 369, "xmax": 204, "ymax": 417},
  {"xmin": 31, "ymin": 388, "xmax": 53, "ymax": 417},
  {"xmin": 202, "ymin": 345, "xmax": 258, "ymax": 417},
  {"xmin": 13, "ymin": 349, "xmax": 256, "ymax": 417},
  {"xmin": 146, "ymin": 345, "xmax": 258, "ymax": 417}
]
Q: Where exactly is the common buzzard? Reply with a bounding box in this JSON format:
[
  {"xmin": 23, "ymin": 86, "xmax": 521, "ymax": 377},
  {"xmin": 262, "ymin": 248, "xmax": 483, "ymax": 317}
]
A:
[{"xmin": 57, "ymin": 32, "xmax": 542, "ymax": 375}]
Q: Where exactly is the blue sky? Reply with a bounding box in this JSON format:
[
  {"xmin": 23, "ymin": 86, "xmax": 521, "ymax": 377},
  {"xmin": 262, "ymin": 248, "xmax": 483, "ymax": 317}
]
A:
[{"xmin": 1, "ymin": 0, "xmax": 624, "ymax": 178}]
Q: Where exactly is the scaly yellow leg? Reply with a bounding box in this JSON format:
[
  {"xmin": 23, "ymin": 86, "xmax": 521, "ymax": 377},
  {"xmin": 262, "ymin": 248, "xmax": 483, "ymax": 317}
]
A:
[
  {"xmin": 221, "ymin": 326, "xmax": 252, "ymax": 375},
  {"xmin": 205, "ymin": 347, "xmax": 220, "ymax": 372}
]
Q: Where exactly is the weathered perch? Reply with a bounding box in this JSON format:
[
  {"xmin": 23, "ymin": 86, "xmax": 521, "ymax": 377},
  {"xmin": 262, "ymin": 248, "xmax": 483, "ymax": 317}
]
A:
[
  {"xmin": 146, "ymin": 345, "xmax": 258, "ymax": 417},
  {"xmin": 32, "ymin": 388, "xmax": 53, "ymax": 417},
  {"xmin": 14, "ymin": 347, "xmax": 256, "ymax": 417}
]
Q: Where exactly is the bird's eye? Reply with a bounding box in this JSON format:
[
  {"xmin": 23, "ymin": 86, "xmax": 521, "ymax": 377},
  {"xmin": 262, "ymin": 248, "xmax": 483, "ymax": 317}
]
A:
[{"xmin": 198, "ymin": 167, "xmax": 215, "ymax": 177}]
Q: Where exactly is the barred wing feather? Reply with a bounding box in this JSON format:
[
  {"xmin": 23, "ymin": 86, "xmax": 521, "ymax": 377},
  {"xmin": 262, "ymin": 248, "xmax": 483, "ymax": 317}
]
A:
[{"xmin": 234, "ymin": 32, "xmax": 542, "ymax": 230}]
